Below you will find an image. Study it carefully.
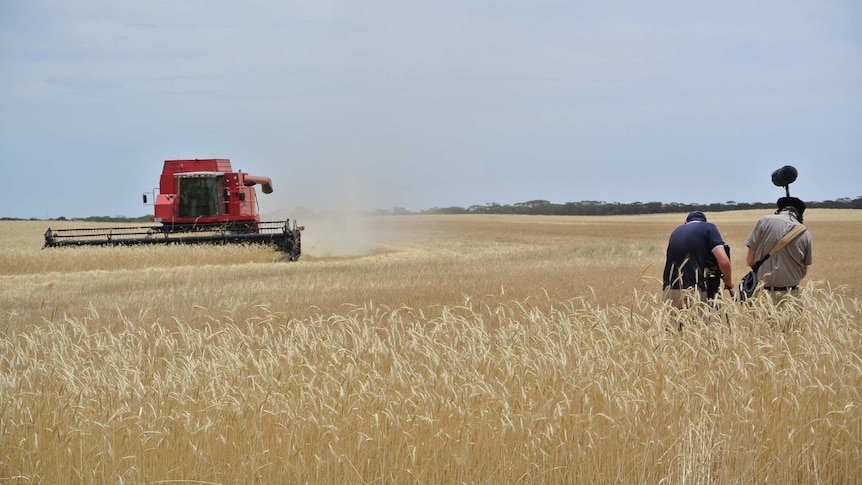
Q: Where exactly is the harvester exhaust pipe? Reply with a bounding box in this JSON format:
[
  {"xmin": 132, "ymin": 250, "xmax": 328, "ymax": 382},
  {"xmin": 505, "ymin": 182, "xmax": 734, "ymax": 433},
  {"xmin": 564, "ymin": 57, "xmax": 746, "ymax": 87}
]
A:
[{"xmin": 244, "ymin": 175, "xmax": 273, "ymax": 194}]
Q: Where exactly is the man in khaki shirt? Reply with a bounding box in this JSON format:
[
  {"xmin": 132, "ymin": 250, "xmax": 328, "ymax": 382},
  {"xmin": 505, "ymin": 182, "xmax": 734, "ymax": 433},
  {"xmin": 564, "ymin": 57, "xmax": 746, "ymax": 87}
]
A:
[{"xmin": 745, "ymin": 196, "xmax": 813, "ymax": 300}]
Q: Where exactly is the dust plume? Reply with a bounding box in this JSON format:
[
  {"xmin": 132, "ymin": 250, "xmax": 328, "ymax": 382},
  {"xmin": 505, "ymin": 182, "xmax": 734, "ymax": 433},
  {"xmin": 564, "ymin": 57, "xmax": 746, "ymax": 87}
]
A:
[{"xmin": 297, "ymin": 213, "xmax": 378, "ymax": 258}]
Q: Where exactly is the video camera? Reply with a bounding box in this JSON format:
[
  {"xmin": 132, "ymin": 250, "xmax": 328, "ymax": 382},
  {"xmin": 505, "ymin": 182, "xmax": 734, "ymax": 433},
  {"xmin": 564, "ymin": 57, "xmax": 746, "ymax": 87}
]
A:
[{"xmin": 704, "ymin": 244, "xmax": 730, "ymax": 300}]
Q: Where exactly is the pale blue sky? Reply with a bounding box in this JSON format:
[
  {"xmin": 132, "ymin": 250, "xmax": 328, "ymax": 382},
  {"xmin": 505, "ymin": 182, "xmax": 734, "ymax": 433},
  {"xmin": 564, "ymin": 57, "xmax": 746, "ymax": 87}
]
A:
[{"xmin": 1, "ymin": 0, "xmax": 859, "ymax": 218}]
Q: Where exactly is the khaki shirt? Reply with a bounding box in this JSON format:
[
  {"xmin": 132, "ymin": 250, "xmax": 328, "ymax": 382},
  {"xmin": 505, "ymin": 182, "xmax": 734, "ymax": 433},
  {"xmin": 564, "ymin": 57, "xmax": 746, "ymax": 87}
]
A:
[{"xmin": 744, "ymin": 211, "xmax": 813, "ymax": 288}]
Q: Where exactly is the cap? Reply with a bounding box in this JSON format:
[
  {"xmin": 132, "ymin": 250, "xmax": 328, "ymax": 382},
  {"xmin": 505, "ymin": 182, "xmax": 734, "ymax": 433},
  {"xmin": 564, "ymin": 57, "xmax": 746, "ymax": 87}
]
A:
[
  {"xmin": 686, "ymin": 211, "xmax": 707, "ymax": 223},
  {"xmin": 777, "ymin": 196, "xmax": 806, "ymax": 221}
]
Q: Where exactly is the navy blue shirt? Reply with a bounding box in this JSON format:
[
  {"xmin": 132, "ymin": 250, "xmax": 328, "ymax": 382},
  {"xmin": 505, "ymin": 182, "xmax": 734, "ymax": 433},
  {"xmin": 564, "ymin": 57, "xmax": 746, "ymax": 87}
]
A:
[{"xmin": 662, "ymin": 221, "xmax": 726, "ymax": 291}]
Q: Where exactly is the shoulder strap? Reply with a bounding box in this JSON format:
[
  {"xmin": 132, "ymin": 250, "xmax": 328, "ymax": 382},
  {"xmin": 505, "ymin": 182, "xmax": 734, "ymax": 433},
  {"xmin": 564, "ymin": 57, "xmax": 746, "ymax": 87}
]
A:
[
  {"xmin": 751, "ymin": 224, "xmax": 807, "ymax": 272},
  {"xmin": 768, "ymin": 224, "xmax": 807, "ymax": 256}
]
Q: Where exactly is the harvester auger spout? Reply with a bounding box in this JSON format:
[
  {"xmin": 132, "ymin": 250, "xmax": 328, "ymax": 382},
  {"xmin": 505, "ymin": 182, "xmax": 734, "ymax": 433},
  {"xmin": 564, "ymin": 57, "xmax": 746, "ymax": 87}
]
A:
[{"xmin": 43, "ymin": 158, "xmax": 304, "ymax": 260}]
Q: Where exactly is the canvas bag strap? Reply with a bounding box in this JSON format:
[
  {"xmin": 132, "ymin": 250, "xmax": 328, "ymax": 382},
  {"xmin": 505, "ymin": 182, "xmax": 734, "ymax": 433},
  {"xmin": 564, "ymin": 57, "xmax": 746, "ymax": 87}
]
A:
[
  {"xmin": 751, "ymin": 224, "xmax": 807, "ymax": 272},
  {"xmin": 768, "ymin": 224, "xmax": 807, "ymax": 257}
]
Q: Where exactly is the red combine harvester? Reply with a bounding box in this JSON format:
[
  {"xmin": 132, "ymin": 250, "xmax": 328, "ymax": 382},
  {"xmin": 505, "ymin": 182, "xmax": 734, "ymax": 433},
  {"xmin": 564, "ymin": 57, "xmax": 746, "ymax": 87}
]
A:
[{"xmin": 44, "ymin": 159, "xmax": 303, "ymax": 260}]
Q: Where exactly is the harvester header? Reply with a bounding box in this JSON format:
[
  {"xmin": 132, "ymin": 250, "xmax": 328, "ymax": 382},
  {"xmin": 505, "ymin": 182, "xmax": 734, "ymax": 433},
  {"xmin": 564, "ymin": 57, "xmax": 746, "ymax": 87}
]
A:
[{"xmin": 44, "ymin": 158, "xmax": 303, "ymax": 260}]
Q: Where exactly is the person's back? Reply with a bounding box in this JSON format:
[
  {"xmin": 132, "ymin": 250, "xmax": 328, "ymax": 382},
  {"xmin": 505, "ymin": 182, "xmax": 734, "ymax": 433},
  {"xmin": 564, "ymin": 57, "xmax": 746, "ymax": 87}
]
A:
[
  {"xmin": 663, "ymin": 211, "xmax": 733, "ymax": 307},
  {"xmin": 745, "ymin": 197, "xmax": 813, "ymax": 292}
]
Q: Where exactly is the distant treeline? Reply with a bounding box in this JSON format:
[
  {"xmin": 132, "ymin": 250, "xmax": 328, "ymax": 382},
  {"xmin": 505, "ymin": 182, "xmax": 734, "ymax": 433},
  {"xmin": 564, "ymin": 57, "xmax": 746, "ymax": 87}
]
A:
[
  {"xmin": 382, "ymin": 196, "xmax": 862, "ymax": 216},
  {"xmin": 4, "ymin": 197, "xmax": 861, "ymax": 221}
]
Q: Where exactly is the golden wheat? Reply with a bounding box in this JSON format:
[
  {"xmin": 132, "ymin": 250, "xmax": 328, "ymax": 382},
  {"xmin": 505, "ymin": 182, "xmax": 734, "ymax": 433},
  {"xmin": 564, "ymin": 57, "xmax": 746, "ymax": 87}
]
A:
[{"xmin": 1, "ymin": 211, "xmax": 860, "ymax": 483}]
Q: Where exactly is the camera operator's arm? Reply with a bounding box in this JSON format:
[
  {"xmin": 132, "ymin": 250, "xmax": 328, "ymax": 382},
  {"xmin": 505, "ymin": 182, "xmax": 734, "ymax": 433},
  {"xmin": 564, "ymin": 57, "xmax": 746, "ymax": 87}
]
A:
[
  {"xmin": 746, "ymin": 246, "xmax": 756, "ymax": 269},
  {"xmin": 712, "ymin": 245, "xmax": 734, "ymax": 289}
]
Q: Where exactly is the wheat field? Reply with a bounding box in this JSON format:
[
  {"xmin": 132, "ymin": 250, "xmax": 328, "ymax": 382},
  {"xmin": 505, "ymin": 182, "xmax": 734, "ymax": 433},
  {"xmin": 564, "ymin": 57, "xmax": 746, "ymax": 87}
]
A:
[{"xmin": 1, "ymin": 210, "xmax": 861, "ymax": 483}]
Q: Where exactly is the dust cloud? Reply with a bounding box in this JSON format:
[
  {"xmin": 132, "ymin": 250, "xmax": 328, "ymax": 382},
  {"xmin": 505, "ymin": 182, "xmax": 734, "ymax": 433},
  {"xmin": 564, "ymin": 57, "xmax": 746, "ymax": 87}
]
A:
[
  {"xmin": 296, "ymin": 214, "xmax": 378, "ymax": 257},
  {"xmin": 253, "ymin": 119, "xmax": 429, "ymax": 260},
  {"xmin": 261, "ymin": 206, "xmax": 383, "ymax": 258}
]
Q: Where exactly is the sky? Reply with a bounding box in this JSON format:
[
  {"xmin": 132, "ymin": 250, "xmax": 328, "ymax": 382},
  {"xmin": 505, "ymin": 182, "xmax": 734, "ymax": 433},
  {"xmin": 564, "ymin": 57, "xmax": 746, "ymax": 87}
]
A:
[{"xmin": 1, "ymin": 0, "xmax": 860, "ymax": 219}]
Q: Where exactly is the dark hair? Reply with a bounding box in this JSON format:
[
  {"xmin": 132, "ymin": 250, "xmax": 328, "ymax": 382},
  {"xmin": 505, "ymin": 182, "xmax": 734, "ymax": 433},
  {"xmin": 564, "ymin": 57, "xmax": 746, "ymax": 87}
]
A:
[{"xmin": 686, "ymin": 211, "xmax": 707, "ymax": 223}]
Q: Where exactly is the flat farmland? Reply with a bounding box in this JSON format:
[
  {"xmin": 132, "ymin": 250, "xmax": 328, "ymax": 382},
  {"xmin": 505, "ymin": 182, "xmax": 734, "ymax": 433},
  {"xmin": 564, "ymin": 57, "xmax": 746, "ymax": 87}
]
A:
[
  {"xmin": 6, "ymin": 210, "xmax": 861, "ymax": 321},
  {"xmin": 1, "ymin": 210, "xmax": 861, "ymax": 483}
]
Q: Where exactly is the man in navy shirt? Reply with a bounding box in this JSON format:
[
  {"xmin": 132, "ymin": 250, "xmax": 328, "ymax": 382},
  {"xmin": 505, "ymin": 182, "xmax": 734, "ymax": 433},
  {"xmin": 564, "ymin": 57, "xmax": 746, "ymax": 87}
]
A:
[{"xmin": 663, "ymin": 211, "xmax": 734, "ymax": 308}]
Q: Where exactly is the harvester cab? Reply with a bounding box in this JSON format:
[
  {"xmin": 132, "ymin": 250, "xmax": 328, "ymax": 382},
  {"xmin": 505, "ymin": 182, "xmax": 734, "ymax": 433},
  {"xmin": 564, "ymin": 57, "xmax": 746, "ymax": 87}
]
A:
[
  {"xmin": 173, "ymin": 172, "xmax": 227, "ymax": 219},
  {"xmin": 146, "ymin": 159, "xmax": 271, "ymax": 228},
  {"xmin": 46, "ymin": 159, "xmax": 303, "ymax": 260}
]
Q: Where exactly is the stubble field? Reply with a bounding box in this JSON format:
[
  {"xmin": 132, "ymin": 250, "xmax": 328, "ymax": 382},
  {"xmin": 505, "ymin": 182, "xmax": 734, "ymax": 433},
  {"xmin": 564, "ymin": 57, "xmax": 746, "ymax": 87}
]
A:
[{"xmin": 1, "ymin": 210, "xmax": 861, "ymax": 483}]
